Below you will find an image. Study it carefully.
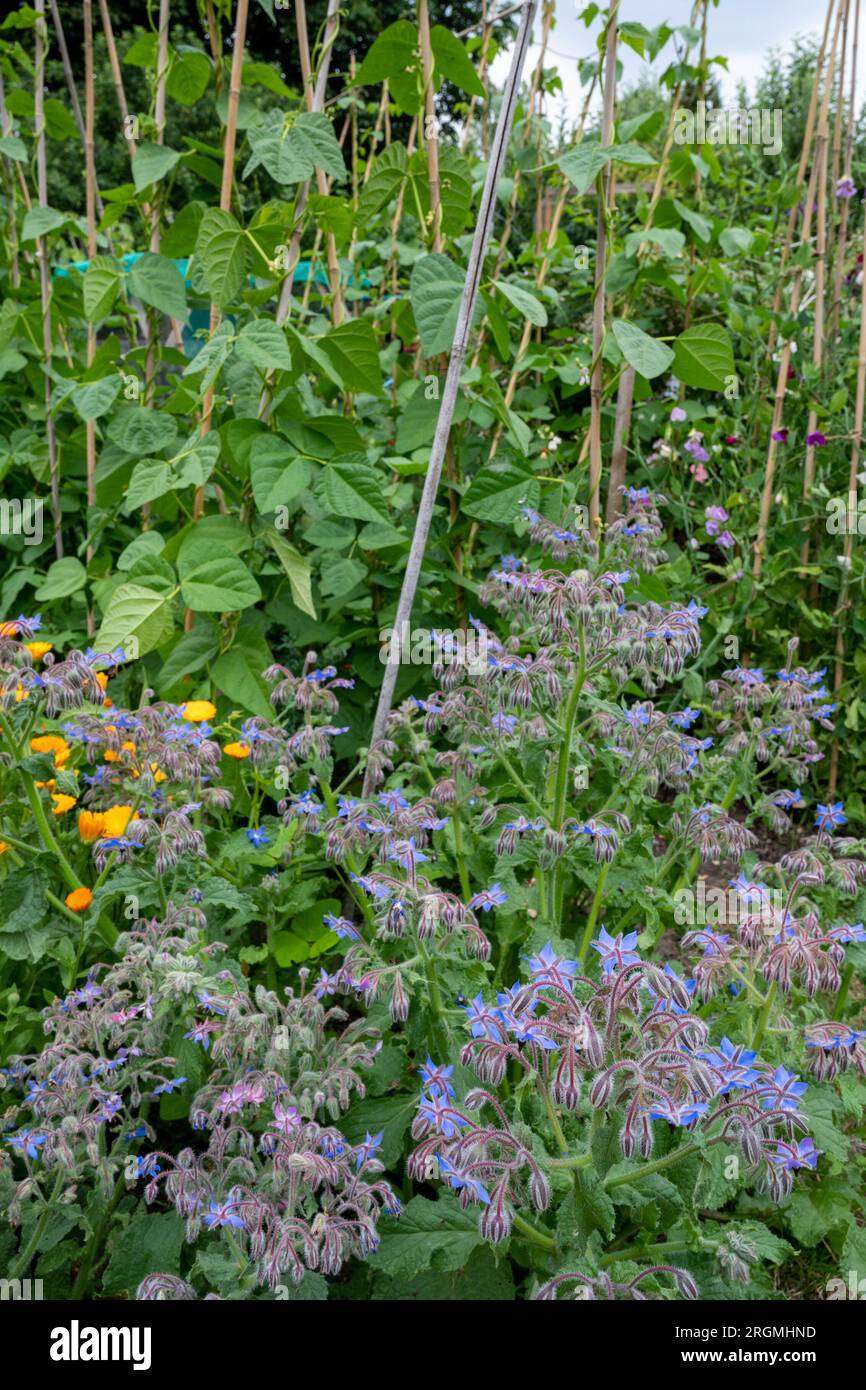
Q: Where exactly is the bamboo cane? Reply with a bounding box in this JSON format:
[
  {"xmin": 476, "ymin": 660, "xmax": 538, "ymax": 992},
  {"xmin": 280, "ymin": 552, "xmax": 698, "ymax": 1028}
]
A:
[
  {"xmin": 364, "ymin": 0, "xmax": 538, "ymax": 789},
  {"xmin": 49, "ymin": 0, "xmax": 105, "ymax": 220},
  {"xmin": 491, "ymin": 0, "xmax": 553, "ymax": 283},
  {"xmin": 84, "ymin": 0, "xmax": 97, "ymax": 628},
  {"xmin": 799, "ymin": 48, "xmax": 834, "ymax": 566},
  {"xmin": 145, "ymin": 0, "xmax": 172, "ymax": 419},
  {"xmin": 0, "ymin": 70, "xmax": 21, "ymax": 288},
  {"xmin": 830, "ymin": 0, "xmax": 860, "ymax": 335},
  {"xmin": 418, "ymin": 0, "xmax": 442, "ymax": 253},
  {"xmin": 190, "ymin": 0, "xmax": 249, "ymax": 534},
  {"xmin": 828, "ymin": 159, "xmax": 866, "ymax": 796},
  {"xmin": 461, "ymin": 0, "xmax": 490, "ymax": 154},
  {"xmin": 587, "ymin": 2, "xmax": 619, "ymax": 538},
  {"xmin": 766, "ymin": 0, "xmax": 837, "ymax": 360},
  {"xmin": 479, "ymin": 76, "xmax": 596, "ymax": 457},
  {"xmin": 295, "ymin": 0, "xmax": 344, "ymax": 323},
  {"xmin": 753, "ymin": 0, "xmax": 844, "ymax": 580},
  {"xmin": 34, "ymin": 0, "xmax": 62, "ymax": 559},
  {"xmin": 272, "ymin": 0, "xmax": 340, "ymax": 331}
]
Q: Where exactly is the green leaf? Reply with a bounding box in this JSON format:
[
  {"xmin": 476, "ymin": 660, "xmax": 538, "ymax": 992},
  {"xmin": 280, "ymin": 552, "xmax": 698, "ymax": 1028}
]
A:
[
  {"xmin": 0, "ymin": 866, "xmax": 48, "ymax": 934},
  {"xmin": 127, "ymin": 252, "xmax": 188, "ymax": 321},
  {"xmin": 358, "ymin": 142, "xmax": 409, "ymax": 220},
  {"xmin": 234, "ymin": 319, "xmax": 292, "ymax": 374},
  {"xmin": 355, "ymin": 19, "xmax": 417, "ymax": 86},
  {"xmin": 557, "ymin": 141, "xmax": 655, "ymax": 195},
  {"xmin": 70, "ymin": 376, "xmax": 122, "ymax": 422},
  {"xmin": 374, "ymin": 1195, "xmax": 484, "ymax": 1279},
  {"xmin": 102, "ymin": 1212, "xmax": 185, "ymax": 1297},
  {"xmin": 314, "ymin": 456, "xmax": 390, "ymax": 523},
  {"xmin": 671, "ymin": 323, "xmax": 735, "ymax": 390},
  {"xmin": 292, "ymin": 111, "xmax": 346, "ymax": 182},
  {"xmin": 673, "ymin": 198, "xmax": 713, "ymax": 243},
  {"xmin": 462, "ymin": 463, "xmax": 539, "ymax": 523},
  {"xmin": 125, "ymin": 458, "xmax": 173, "ymax": 509},
  {"xmin": 161, "ymin": 200, "xmax": 206, "ymax": 258},
  {"xmin": 318, "ymin": 319, "xmax": 382, "ymax": 394},
  {"xmin": 267, "ymin": 529, "xmax": 316, "ymax": 618},
  {"xmin": 166, "ymin": 49, "xmax": 212, "ymax": 105},
  {"xmin": 430, "ymin": 25, "xmax": 485, "ymax": 96},
  {"xmin": 131, "ymin": 143, "xmax": 182, "ymax": 193},
  {"xmin": 372, "ymin": 1247, "xmax": 515, "ymax": 1301},
  {"xmin": 196, "ymin": 208, "xmax": 248, "ymax": 308},
  {"xmin": 624, "ymin": 228, "xmax": 685, "ymax": 258},
  {"xmin": 410, "ymin": 253, "xmax": 476, "ymax": 356},
  {"xmin": 108, "ymin": 407, "xmax": 179, "ymax": 456},
  {"xmin": 158, "ymin": 622, "xmax": 220, "ymax": 688},
  {"xmin": 35, "ymin": 557, "xmax": 86, "ymax": 600},
  {"xmin": 612, "ymin": 318, "xmax": 674, "ymax": 379},
  {"xmin": 179, "ymin": 544, "xmax": 261, "ymax": 612},
  {"xmin": 94, "ymin": 583, "xmax": 174, "ymax": 659},
  {"xmin": 249, "ymin": 437, "xmax": 311, "ymax": 512},
  {"xmin": 244, "ymin": 111, "xmax": 346, "ymax": 185},
  {"xmin": 83, "ymin": 255, "xmax": 122, "ymax": 321},
  {"xmin": 718, "ymin": 226, "xmax": 755, "ymax": 257},
  {"xmin": 212, "ymin": 643, "xmax": 272, "ymax": 720},
  {"xmin": 341, "ymin": 1094, "xmax": 417, "ymax": 1167},
  {"xmin": 21, "ymin": 206, "xmax": 69, "ymax": 241},
  {"xmin": 183, "ymin": 319, "xmax": 234, "ymax": 390},
  {"xmin": 242, "ymin": 59, "xmax": 294, "ymax": 98},
  {"xmin": 495, "ymin": 279, "xmax": 548, "ymax": 326},
  {"xmin": 0, "ymin": 134, "xmax": 26, "ymax": 161}
]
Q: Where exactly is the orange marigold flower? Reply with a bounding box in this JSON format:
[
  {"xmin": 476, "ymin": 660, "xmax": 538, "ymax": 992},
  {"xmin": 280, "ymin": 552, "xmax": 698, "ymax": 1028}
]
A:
[
  {"xmin": 25, "ymin": 641, "xmax": 53, "ymax": 660},
  {"xmin": 182, "ymin": 700, "xmax": 216, "ymax": 723},
  {"xmin": 78, "ymin": 810, "xmax": 106, "ymax": 842},
  {"xmin": 65, "ymin": 887, "xmax": 93, "ymax": 912},
  {"xmin": 95, "ymin": 672, "xmax": 109, "ymax": 690},
  {"xmin": 0, "ymin": 841, "xmax": 8, "ymax": 854},
  {"xmin": 51, "ymin": 793, "xmax": 77, "ymax": 815},
  {"xmin": 223, "ymin": 742, "xmax": 251, "ymax": 759},
  {"xmin": 31, "ymin": 734, "xmax": 70, "ymax": 768},
  {"xmin": 103, "ymin": 750, "xmax": 119, "ymax": 762}
]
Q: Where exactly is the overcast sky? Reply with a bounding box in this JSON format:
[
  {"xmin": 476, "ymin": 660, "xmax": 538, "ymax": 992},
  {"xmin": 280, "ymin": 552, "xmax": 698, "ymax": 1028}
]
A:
[{"xmin": 490, "ymin": 1, "xmax": 851, "ymax": 125}]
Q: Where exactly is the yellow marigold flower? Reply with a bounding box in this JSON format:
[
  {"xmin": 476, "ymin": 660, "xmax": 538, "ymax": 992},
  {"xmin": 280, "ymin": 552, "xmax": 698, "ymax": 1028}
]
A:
[
  {"xmin": 14, "ymin": 684, "xmax": 28, "ymax": 703},
  {"xmin": 65, "ymin": 886, "xmax": 93, "ymax": 912},
  {"xmin": 223, "ymin": 742, "xmax": 251, "ymax": 760},
  {"xmin": 35, "ymin": 778, "xmax": 57, "ymax": 790},
  {"xmin": 31, "ymin": 734, "xmax": 70, "ymax": 768},
  {"xmin": 51, "ymin": 793, "xmax": 77, "ymax": 815},
  {"xmin": 182, "ymin": 700, "xmax": 216, "ymax": 723},
  {"xmin": 103, "ymin": 804, "xmax": 134, "ymax": 837},
  {"xmin": 25, "ymin": 641, "xmax": 53, "ymax": 660},
  {"xmin": 95, "ymin": 672, "xmax": 109, "ymax": 690},
  {"xmin": 78, "ymin": 810, "xmax": 106, "ymax": 842},
  {"xmin": 103, "ymin": 750, "xmax": 119, "ymax": 762}
]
